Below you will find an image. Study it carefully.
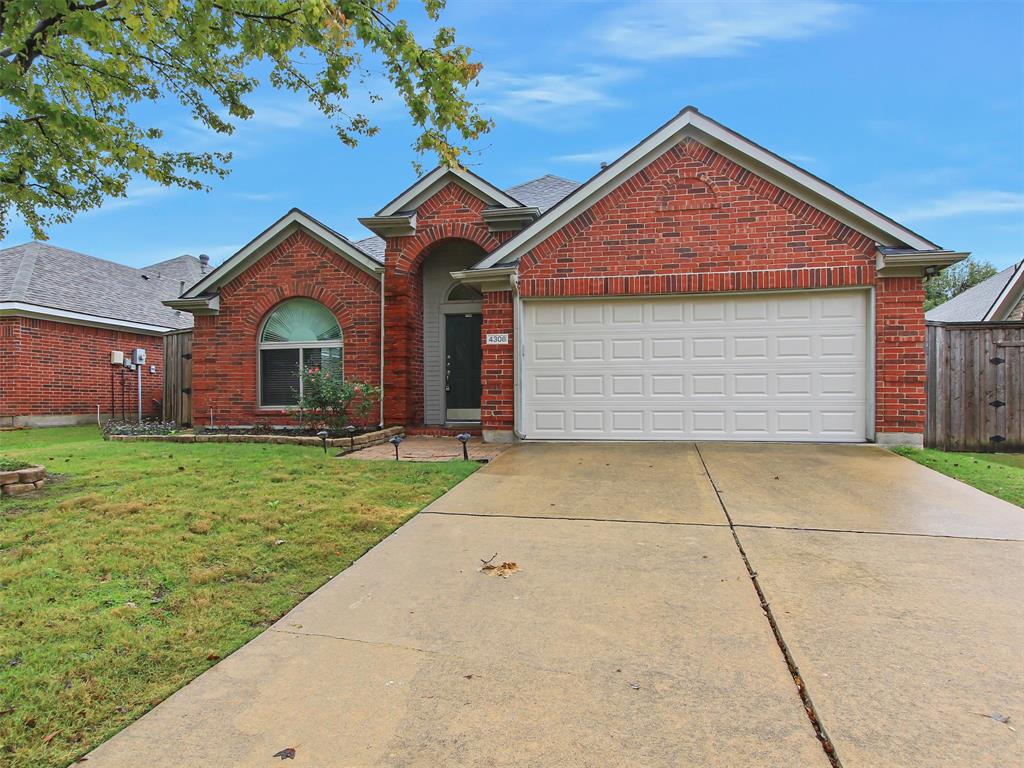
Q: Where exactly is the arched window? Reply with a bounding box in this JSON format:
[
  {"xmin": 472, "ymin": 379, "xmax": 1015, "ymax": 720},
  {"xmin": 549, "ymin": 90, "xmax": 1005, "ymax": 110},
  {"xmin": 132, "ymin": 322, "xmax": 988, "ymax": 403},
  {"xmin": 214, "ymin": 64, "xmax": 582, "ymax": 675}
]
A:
[
  {"xmin": 258, "ymin": 298, "xmax": 343, "ymax": 406},
  {"xmin": 446, "ymin": 282, "xmax": 483, "ymax": 302}
]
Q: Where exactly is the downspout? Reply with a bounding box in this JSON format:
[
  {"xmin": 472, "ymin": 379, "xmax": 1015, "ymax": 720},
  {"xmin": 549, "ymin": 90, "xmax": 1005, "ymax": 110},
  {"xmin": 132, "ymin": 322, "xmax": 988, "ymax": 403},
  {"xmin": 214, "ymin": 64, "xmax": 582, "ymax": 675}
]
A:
[
  {"xmin": 511, "ymin": 272, "xmax": 526, "ymax": 440},
  {"xmin": 379, "ymin": 267, "xmax": 385, "ymax": 428}
]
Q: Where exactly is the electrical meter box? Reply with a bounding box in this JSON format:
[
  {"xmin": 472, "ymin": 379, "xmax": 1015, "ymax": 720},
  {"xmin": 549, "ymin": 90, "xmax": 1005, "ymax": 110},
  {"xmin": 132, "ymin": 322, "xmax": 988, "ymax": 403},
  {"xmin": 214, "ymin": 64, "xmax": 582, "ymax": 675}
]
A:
[
  {"xmin": 110, "ymin": 350, "xmax": 124, "ymax": 365},
  {"xmin": 132, "ymin": 348, "xmax": 147, "ymax": 365}
]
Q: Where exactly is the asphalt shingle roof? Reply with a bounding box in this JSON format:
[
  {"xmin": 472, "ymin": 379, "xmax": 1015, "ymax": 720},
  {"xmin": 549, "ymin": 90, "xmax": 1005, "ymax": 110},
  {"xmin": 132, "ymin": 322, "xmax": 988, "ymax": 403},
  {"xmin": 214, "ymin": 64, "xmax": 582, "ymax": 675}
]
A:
[
  {"xmin": 352, "ymin": 174, "xmax": 581, "ymax": 262},
  {"xmin": 0, "ymin": 242, "xmax": 201, "ymax": 330},
  {"xmin": 143, "ymin": 254, "xmax": 207, "ymax": 292},
  {"xmin": 925, "ymin": 261, "xmax": 1022, "ymax": 322}
]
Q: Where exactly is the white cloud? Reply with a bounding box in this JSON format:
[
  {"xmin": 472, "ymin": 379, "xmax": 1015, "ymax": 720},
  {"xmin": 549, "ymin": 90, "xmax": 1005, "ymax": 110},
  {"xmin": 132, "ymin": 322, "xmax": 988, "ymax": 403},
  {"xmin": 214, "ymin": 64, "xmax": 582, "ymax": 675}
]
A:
[
  {"xmin": 895, "ymin": 191, "xmax": 1024, "ymax": 222},
  {"xmin": 234, "ymin": 192, "xmax": 279, "ymax": 202},
  {"xmin": 478, "ymin": 66, "xmax": 631, "ymax": 125},
  {"xmin": 592, "ymin": 1, "xmax": 854, "ymax": 60},
  {"xmin": 83, "ymin": 184, "xmax": 177, "ymax": 216},
  {"xmin": 551, "ymin": 145, "xmax": 631, "ymax": 164}
]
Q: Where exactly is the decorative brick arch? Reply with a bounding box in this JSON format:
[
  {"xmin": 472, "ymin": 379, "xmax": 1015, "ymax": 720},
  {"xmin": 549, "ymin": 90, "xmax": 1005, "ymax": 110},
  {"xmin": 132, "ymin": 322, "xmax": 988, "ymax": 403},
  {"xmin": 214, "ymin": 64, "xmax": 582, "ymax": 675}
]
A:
[
  {"xmin": 248, "ymin": 288, "xmax": 357, "ymax": 345},
  {"xmin": 380, "ymin": 182, "xmax": 508, "ymax": 426}
]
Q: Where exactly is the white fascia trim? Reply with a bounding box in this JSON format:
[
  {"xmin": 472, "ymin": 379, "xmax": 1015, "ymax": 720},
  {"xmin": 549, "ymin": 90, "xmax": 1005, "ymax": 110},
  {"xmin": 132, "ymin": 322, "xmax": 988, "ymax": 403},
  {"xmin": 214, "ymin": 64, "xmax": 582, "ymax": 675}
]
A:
[
  {"xmin": 184, "ymin": 210, "xmax": 382, "ymax": 298},
  {"xmin": 449, "ymin": 266, "xmax": 516, "ymax": 292},
  {"xmin": 984, "ymin": 261, "xmax": 1024, "ymax": 321},
  {"xmin": 376, "ymin": 166, "xmax": 522, "ymax": 216},
  {"xmin": 474, "ymin": 108, "xmax": 938, "ymax": 270},
  {"xmin": 0, "ymin": 302, "xmax": 174, "ymax": 334}
]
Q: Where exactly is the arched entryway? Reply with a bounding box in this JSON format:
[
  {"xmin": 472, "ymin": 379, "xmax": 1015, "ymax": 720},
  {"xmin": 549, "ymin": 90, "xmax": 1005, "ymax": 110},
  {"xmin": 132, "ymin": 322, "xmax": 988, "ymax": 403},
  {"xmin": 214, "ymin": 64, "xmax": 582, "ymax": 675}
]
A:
[{"xmin": 420, "ymin": 239, "xmax": 487, "ymax": 425}]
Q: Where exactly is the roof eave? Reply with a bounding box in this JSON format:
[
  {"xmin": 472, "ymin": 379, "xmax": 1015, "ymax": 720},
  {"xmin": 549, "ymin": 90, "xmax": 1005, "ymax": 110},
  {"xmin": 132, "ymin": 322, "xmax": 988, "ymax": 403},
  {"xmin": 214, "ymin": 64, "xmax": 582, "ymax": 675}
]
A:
[
  {"xmin": 163, "ymin": 294, "xmax": 220, "ymax": 315},
  {"xmin": 876, "ymin": 249, "xmax": 969, "ymax": 277},
  {"xmin": 983, "ymin": 261, "xmax": 1024, "ymax": 321},
  {"xmin": 0, "ymin": 301, "xmax": 177, "ymax": 334},
  {"xmin": 357, "ymin": 213, "xmax": 417, "ymax": 238}
]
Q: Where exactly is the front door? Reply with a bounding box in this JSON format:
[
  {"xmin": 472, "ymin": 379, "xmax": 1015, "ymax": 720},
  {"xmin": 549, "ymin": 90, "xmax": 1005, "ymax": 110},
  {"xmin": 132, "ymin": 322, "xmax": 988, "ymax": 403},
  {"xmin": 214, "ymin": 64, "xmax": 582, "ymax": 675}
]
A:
[{"xmin": 445, "ymin": 313, "xmax": 483, "ymax": 422}]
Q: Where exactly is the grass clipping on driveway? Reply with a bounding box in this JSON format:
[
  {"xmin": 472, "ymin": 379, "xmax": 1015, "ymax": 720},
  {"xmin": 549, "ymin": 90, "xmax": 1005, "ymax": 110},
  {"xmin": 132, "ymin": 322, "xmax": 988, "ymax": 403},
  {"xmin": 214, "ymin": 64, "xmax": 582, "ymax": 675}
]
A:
[
  {"xmin": 0, "ymin": 426, "xmax": 477, "ymax": 768},
  {"xmin": 892, "ymin": 446, "xmax": 1024, "ymax": 508}
]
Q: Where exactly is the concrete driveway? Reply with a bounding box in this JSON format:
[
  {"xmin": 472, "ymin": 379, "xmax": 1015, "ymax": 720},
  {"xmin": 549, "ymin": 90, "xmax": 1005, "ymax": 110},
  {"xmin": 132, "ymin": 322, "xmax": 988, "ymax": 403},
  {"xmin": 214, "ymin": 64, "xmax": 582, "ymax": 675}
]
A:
[{"xmin": 85, "ymin": 443, "xmax": 1023, "ymax": 768}]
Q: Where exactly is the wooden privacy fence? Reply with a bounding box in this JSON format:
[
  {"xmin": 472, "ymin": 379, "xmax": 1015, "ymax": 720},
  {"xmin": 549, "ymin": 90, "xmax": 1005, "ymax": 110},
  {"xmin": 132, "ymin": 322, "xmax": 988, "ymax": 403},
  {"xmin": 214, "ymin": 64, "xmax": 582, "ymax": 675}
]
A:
[
  {"xmin": 162, "ymin": 329, "xmax": 193, "ymax": 426},
  {"xmin": 925, "ymin": 321, "xmax": 1023, "ymax": 451}
]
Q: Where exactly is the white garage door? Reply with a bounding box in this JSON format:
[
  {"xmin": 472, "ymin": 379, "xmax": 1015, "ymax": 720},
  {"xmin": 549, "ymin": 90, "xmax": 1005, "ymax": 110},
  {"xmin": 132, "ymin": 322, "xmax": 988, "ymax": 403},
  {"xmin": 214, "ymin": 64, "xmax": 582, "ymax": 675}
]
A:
[{"xmin": 521, "ymin": 290, "xmax": 869, "ymax": 442}]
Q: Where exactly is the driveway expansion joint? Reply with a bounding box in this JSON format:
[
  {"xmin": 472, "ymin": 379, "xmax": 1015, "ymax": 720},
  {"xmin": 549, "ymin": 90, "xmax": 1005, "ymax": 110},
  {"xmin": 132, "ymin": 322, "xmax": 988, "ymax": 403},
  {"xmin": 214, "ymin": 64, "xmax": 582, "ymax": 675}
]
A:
[
  {"xmin": 694, "ymin": 444, "xmax": 844, "ymax": 768},
  {"xmin": 422, "ymin": 510, "xmax": 731, "ymax": 528},
  {"xmin": 735, "ymin": 522, "xmax": 1024, "ymax": 543}
]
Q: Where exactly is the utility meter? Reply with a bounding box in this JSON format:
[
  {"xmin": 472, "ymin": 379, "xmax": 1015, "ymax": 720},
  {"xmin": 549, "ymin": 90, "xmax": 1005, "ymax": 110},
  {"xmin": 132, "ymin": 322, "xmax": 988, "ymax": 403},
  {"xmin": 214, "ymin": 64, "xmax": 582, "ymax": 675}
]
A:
[{"xmin": 132, "ymin": 348, "xmax": 147, "ymax": 365}]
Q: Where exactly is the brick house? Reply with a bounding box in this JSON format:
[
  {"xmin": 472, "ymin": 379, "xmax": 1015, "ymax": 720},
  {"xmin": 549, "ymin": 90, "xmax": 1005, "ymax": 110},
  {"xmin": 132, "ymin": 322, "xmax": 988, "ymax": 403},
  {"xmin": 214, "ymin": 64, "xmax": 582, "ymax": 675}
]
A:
[
  {"xmin": 0, "ymin": 243, "xmax": 205, "ymax": 427},
  {"xmin": 170, "ymin": 108, "xmax": 967, "ymax": 446}
]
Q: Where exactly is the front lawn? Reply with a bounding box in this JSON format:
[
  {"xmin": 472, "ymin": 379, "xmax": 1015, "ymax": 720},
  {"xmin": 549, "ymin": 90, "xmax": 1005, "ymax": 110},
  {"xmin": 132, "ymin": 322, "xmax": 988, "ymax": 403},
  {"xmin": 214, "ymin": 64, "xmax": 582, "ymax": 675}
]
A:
[
  {"xmin": 0, "ymin": 426, "xmax": 477, "ymax": 768},
  {"xmin": 891, "ymin": 446, "xmax": 1024, "ymax": 508}
]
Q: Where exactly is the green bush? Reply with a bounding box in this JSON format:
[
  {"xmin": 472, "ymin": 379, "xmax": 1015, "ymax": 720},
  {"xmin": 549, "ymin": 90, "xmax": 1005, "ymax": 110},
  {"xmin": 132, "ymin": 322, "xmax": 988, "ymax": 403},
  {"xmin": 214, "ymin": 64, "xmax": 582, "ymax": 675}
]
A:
[{"xmin": 297, "ymin": 367, "xmax": 381, "ymax": 434}]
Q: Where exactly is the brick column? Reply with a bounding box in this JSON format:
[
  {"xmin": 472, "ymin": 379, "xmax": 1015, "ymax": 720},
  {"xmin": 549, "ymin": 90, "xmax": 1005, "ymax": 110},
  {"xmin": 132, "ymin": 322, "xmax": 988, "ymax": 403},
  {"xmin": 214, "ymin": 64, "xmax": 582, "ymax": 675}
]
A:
[
  {"xmin": 875, "ymin": 276, "xmax": 926, "ymax": 445},
  {"xmin": 481, "ymin": 290, "xmax": 515, "ymax": 442}
]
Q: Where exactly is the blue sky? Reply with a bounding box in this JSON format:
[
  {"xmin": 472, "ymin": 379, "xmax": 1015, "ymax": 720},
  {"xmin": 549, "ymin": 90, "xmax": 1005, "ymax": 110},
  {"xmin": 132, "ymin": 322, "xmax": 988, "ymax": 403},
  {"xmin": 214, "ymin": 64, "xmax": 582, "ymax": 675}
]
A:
[{"xmin": 3, "ymin": 0, "xmax": 1022, "ymax": 270}]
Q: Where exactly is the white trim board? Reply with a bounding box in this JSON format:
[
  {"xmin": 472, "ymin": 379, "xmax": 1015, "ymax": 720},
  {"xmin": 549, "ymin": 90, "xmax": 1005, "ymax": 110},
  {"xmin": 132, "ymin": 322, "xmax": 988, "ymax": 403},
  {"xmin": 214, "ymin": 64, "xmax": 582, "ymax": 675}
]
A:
[
  {"xmin": 0, "ymin": 302, "xmax": 174, "ymax": 335},
  {"xmin": 474, "ymin": 107, "xmax": 939, "ymax": 270},
  {"xmin": 985, "ymin": 261, "xmax": 1024, "ymax": 321},
  {"xmin": 183, "ymin": 209, "xmax": 382, "ymax": 299}
]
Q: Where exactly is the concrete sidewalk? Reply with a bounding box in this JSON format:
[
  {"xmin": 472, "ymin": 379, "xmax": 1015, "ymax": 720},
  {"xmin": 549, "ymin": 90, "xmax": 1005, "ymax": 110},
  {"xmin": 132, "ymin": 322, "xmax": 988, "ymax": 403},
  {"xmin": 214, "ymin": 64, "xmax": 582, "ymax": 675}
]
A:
[{"xmin": 84, "ymin": 442, "xmax": 1023, "ymax": 768}]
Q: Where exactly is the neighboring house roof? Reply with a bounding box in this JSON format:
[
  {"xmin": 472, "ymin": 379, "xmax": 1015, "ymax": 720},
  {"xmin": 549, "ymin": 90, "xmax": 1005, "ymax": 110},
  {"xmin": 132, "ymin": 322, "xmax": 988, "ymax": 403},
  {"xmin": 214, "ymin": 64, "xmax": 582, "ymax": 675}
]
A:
[
  {"xmin": 143, "ymin": 254, "xmax": 208, "ymax": 292},
  {"xmin": 0, "ymin": 241, "xmax": 200, "ymax": 332},
  {"xmin": 926, "ymin": 260, "xmax": 1024, "ymax": 322},
  {"xmin": 473, "ymin": 106, "xmax": 946, "ymax": 271},
  {"xmin": 353, "ymin": 236, "xmax": 386, "ymax": 263}
]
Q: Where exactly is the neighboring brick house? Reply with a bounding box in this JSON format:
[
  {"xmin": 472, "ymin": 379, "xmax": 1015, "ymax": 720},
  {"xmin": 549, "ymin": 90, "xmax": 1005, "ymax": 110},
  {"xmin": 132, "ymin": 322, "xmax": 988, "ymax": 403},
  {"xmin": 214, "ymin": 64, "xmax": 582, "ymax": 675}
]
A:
[
  {"xmin": 171, "ymin": 107, "xmax": 968, "ymax": 447},
  {"xmin": 925, "ymin": 259, "xmax": 1024, "ymax": 323},
  {"xmin": 0, "ymin": 243, "xmax": 206, "ymax": 427}
]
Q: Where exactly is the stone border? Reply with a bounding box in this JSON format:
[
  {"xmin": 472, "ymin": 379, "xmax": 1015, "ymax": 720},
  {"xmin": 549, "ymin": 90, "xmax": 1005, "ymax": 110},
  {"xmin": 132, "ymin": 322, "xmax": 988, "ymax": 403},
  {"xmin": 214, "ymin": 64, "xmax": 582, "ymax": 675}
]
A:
[
  {"xmin": 1, "ymin": 464, "xmax": 46, "ymax": 496},
  {"xmin": 108, "ymin": 426, "xmax": 403, "ymax": 452}
]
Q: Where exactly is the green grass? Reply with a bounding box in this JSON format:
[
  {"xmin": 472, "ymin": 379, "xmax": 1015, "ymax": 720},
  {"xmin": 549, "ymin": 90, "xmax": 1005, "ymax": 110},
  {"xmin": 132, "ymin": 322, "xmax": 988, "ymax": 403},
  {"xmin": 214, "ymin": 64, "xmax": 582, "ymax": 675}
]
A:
[
  {"xmin": 0, "ymin": 426, "xmax": 477, "ymax": 767},
  {"xmin": 891, "ymin": 446, "xmax": 1024, "ymax": 508}
]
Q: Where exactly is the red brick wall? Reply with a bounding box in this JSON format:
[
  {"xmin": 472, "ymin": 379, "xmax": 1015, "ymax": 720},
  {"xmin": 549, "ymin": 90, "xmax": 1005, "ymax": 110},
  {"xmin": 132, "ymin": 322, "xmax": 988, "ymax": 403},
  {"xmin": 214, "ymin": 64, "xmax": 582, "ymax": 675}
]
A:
[
  {"xmin": 481, "ymin": 291, "xmax": 514, "ymax": 432},
  {"xmin": 381, "ymin": 182, "xmax": 507, "ymax": 425},
  {"xmin": 875, "ymin": 277, "xmax": 927, "ymax": 434},
  {"xmin": 0, "ymin": 316, "xmax": 163, "ymax": 423},
  {"xmin": 191, "ymin": 229, "xmax": 382, "ymax": 426},
  {"xmin": 508, "ymin": 137, "xmax": 926, "ymax": 437}
]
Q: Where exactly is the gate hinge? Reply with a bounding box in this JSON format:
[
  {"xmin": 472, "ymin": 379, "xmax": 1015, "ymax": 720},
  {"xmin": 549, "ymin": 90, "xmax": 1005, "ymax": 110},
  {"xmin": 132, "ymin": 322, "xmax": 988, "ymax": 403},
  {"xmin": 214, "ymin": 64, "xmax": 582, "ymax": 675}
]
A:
[
  {"xmin": 990, "ymin": 400, "xmax": 1005, "ymax": 408},
  {"xmin": 990, "ymin": 435, "xmax": 1006, "ymax": 443},
  {"xmin": 182, "ymin": 387, "xmax": 192, "ymax": 395},
  {"xmin": 182, "ymin": 352, "xmax": 193, "ymax": 360},
  {"xmin": 989, "ymin": 356, "xmax": 1005, "ymax": 365}
]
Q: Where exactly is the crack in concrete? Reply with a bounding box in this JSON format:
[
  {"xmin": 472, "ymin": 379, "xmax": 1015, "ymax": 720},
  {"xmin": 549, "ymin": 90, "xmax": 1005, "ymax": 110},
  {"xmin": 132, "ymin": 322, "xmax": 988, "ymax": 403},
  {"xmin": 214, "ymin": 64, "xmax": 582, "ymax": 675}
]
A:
[
  {"xmin": 422, "ymin": 510, "xmax": 730, "ymax": 528},
  {"xmin": 735, "ymin": 523, "xmax": 1023, "ymax": 543},
  {"xmin": 267, "ymin": 626, "xmax": 579, "ymax": 679},
  {"xmin": 694, "ymin": 444, "xmax": 843, "ymax": 768}
]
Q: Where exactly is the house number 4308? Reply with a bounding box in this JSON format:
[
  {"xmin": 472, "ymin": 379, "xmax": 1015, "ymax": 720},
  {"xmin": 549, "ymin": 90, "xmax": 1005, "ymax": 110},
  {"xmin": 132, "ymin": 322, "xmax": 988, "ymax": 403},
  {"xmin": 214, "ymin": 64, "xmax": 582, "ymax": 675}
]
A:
[{"xmin": 486, "ymin": 333, "xmax": 509, "ymax": 345}]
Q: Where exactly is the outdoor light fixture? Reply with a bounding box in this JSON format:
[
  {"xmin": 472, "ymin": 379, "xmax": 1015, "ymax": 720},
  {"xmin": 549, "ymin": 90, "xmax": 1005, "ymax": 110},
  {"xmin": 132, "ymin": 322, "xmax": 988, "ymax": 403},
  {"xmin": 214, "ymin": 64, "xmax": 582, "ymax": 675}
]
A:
[
  {"xmin": 317, "ymin": 430, "xmax": 329, "ymax": 454},
  {"xmin": 389, "ymin": 434, "xmax": 403, "ymax": 461},
  {"xmin": 456, "ymin": 432, "xmax": 471, "ymax": 461},
  {"xmin": 346, "ymin": 424, "xmax": 357, "ymax": 453}
]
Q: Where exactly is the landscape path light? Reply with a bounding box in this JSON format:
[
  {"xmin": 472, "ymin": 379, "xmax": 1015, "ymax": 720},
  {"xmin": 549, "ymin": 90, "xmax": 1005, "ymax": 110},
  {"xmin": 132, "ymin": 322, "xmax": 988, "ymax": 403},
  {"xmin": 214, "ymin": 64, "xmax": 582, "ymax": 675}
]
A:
[
  {"xmin": 456, "ymin": 432, "xmax": 471, "ymax": 461},
  {"xmin": 317, "ymin": 430, "xmax": 329, "ymax": 454},
  {"xmin": 389, "ymin": 434, "xmax": 403, "ymax": 461},
  {"xmin": 346, "ymin": 424, "xmax": 357, "ymax": 453}
]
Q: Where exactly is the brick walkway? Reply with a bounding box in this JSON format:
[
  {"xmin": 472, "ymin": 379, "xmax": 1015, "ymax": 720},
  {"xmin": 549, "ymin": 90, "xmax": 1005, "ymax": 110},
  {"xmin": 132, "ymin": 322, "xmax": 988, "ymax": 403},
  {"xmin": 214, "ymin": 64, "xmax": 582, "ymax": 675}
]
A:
[{"xmin": 341, "ymin": 435, "xmax": 509, "ymax": 463}]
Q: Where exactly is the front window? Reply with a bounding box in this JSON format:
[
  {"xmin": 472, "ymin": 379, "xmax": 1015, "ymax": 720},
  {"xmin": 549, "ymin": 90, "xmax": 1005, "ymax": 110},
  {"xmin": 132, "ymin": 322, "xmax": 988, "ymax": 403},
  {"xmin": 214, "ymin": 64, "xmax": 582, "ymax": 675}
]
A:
[{"xmin": 258, "ymin": 298, "xmax": 342, "ymax": 406}]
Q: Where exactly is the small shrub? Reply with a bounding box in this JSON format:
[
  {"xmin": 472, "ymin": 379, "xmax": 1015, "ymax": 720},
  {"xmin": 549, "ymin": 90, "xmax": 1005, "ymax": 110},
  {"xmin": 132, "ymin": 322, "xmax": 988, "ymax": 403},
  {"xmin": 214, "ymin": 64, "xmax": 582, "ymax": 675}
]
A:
[
  {"xmin": 0, "ymin": 456, "xmax": 32, "ymax": 471},
  {"xmin": 296, "ymin": 368, "xmax": 381, "ymax": 434}
]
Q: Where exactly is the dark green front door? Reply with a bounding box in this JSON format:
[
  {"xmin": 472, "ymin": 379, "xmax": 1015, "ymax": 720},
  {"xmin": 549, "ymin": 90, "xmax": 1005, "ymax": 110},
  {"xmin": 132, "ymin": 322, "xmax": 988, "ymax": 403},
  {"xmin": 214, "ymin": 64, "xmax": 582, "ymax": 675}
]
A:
[{"xmin": 445, "ymin": 313, "xmax": 482, "ymax": 421}]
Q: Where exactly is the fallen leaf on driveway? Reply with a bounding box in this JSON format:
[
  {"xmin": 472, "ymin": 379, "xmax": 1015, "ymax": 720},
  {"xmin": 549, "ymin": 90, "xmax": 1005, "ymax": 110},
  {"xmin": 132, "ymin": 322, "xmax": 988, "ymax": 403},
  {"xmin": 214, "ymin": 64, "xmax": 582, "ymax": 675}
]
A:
[
  {"xmin": 973, "ymin": 712, "xmax": 1015, "ymax": 731},
  {"xmin": 273, "ymin": 746, "xmax": 297, "ymax": 760},
  {"xmin": 480, "ymin": 561, "xmax": 519, "ymax": 577},
  {"xmin": 627, "ymin": 682, "xmax": 641, "ymax": 690}
]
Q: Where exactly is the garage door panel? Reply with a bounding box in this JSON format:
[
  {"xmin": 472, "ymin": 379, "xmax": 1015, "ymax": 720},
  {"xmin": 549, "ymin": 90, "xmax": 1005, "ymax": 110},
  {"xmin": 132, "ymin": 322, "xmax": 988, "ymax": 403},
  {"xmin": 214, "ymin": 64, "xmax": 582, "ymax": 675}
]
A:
[{"xmin": 522, "ymin": 292, "xmax": 868, "ymax": 441}]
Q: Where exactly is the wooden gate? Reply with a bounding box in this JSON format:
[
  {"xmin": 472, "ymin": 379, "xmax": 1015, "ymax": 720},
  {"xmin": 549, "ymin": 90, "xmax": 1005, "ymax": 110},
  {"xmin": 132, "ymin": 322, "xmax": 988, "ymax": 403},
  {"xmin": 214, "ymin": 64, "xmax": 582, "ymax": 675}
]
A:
[
  {"xmin": 162, "ymin": 329, "xmax": 193, "ymax": 426},
  {"xmin": 925, "ymin": 321, "xmax": 1023, "ymax": 451}
]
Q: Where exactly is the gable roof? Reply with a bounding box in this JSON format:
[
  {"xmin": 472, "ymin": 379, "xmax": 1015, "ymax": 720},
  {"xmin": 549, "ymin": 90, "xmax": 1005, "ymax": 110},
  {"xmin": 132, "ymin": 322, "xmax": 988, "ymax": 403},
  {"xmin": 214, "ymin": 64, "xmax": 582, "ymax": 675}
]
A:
[
  {"xmin": 374, "ymin": 166, "xmax": 524, "ymax": 216},
  {"xmin": 926, "ymin": 260, "xmax": 1024, "ymax": 322},
  {"xmin": 181, "ymin": 208, "xmax": 382, "ymax": 300},
  {"xmin": 0, "ymin": 241, "xmax": 196, "ymax": 331},
  {"xmin": 473, "ymin": 106, "xmax": 941, "ymax": 270}
]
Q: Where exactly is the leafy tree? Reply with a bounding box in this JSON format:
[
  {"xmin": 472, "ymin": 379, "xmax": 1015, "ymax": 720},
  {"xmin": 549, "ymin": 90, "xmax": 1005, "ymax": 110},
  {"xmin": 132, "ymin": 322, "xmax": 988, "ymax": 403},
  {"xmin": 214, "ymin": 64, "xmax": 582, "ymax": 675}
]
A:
[
  {"xmin": 0, "ymin": 0, "xmax": 491, "ymax": 238},
  {"xmin": 924, "ymin": 257, "xmax": 999, "ymax": 311}
]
